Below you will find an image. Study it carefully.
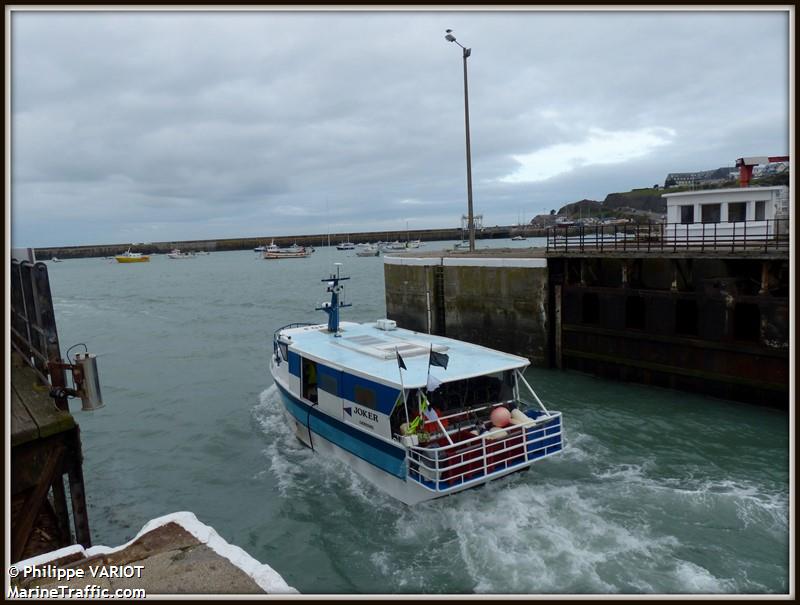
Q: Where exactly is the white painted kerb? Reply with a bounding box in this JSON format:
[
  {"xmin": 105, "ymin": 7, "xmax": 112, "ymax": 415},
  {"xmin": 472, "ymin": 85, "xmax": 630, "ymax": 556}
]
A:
[
  {"xmin": 384, "ymin": 256, "xmax": 547, "ymax": 268},
  {"xmin": 13, "ymin": 511, "xmax": 298, "ymax": 594}
]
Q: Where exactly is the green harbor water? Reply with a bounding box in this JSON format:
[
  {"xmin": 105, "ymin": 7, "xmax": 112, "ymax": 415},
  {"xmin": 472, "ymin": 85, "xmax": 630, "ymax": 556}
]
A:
[{"xmin": 45, "ymin": 240, "xmax": 789, "ymax": 594}]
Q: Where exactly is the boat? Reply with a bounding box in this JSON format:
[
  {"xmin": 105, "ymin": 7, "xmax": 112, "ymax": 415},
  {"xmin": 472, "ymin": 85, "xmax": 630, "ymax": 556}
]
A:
[
  {"xmin": 382, "ymin": 241, "xmax": 408, "ymax": 251},
  {"xmin": 406, "ymin": 239, "xmax": 422, "ymax": 248},
  {"xmin": 270, "ymin": 267, "xmax": 564, "ymax": 505},
  {"xmin": 263, "ymin": 240, "xmax": 311, "ymax": 259},
  {"xmin": 167, "ymin": 248, "xmax": 195, "ymax": 259},
  {"xmin": 454, "ymin": 240, "xmax": 470, "ymax": 249},
  {"xmin": 511, "ymin": 235, "xmax": 527, "ymax": 241},
  {"xmin": 336, "ymin": 241, "xmax": 355, "ymax": 250},
  {"xmin": 51, "ymin": 257, "xmax": 62, "ymax": 262},
  {"xmin": 254, "ymin": 244, "xmax": 267, "ymax": 252},
  {"xmin": 115, "ymin": 249, "xmax": 150, "ymax": 263},
  {"xmin": 355, "ymin": 244, "xmax": 380, "ymax": 257}
]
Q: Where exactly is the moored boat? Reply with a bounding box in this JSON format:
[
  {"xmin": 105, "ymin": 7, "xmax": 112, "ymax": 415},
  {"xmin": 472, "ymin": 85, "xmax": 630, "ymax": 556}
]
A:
[
  {"xmin": 167, "ymin": 248, "xmax": 195, "ymax": 259},
  {"xmin": 336, "ymin": 241, "xmax": 355, "ymax": 250},
  {"xmin": 263, "ymin": 240, "xmax": 311, "ymax": 259},
  {"xmin": 115, "ymin": 249, "xmax": 150, "ymax": 263},
  {"xmin": 355, "ymin": 244, "xmax": 380, "ymax": 257},
  {"xmin": 270, "ymin": 267, "xmax": 564, "ymax": 505}
]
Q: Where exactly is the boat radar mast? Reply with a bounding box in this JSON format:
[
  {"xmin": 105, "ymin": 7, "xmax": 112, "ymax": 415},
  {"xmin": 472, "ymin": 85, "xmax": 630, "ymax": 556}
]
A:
[{"xmin": 316, "ymin": 263, "xmax": 352, "ymax": 335}]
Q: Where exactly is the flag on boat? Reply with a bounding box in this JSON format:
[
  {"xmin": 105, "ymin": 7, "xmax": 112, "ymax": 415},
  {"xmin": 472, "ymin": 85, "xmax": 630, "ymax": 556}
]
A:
[
  {"xmin": 426, "ymin": 373, "xmax": 443, "ymax": 392},
  {"xmin": 423, "ymin": 405, "xmax": 439, "ymax": 422},
  {"xmin": 429, "ymin": 350, "xmax": 449, "ymax": 369},
  {"xmin": 396, "ymin": 350, "xmax": 407, "ymax": 370}
]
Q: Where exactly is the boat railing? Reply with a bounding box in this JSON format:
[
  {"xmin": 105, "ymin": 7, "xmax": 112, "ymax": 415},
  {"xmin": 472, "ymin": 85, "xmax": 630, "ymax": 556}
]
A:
[
  {"xmin": 406, "ymin": 411, "xmax": 563, "ymax": 493},
  {"xmin": 272, "ymin": 322, "xmax": 317, "ymax": 356}
]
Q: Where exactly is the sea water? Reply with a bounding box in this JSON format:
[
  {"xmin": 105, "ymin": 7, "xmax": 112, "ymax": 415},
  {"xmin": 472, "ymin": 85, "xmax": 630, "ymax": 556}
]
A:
[{"xmin": 45, "ymin": 240, "xmax": 789, "ymax": 594}]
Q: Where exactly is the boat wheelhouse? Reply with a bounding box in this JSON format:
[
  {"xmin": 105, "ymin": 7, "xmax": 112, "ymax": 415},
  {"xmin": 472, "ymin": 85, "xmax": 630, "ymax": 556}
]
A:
[{"xmin": 270, "ymin": 267, "xmax": 564, "ymax": 505}]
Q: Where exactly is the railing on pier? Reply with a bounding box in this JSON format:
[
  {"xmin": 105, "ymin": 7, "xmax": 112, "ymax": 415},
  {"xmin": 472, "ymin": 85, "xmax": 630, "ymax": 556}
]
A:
[
  {"xmin": 545, "ymin": 218, "xmax": 789, "ymax": 254},
  {"xmin": 10, "ymin": 259, "xmax": 69, "ymax": 410},
  {"xmin": 406, "ymin": 411, "xmax": 563, "ymax": 492}
]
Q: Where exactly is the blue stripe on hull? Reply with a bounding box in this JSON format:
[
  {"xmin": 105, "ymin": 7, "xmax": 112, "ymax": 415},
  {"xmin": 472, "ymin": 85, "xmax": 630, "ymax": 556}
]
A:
[{"xmin": 275, "ymin": 382, "xmax": 407, "ymax": 479}]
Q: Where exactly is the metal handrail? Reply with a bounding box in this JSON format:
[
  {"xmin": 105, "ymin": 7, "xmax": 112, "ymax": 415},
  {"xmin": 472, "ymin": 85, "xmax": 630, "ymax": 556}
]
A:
[
  {"xmin": 546, "ymin": 218, "xmax": 789, "ymax": 253},
  {"xmin": 406, "ymin": 412, "xmax": 562, "ymax": 491}
]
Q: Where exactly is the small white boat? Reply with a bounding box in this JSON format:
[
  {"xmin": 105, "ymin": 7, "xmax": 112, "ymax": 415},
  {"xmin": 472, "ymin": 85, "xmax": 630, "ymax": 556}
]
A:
[
  {"xmin": 454, "ymin": 240, "xmax": 470, "ymax": 249},
  {"xmin": 167, "ymin": 248, "xmax": 196, "ymax": 259},
  {"xmin": 355, "ymin": 244, "xmax": 380, "ymax": 257},
  {"xmin": 337, "ymin": 241, "xmax": 355, "ymax": 250},
  {"xmin": 382, "ymin": 241, "xmax": 408, "ymax": 251},
  {"xmin": 511, "ymin": 235, "xmax": 527, "ymax": 241},
  {"xmin": 270, "ymin": 268, "xmax": 564, "ymax": 505},
  {"xmin": 406, "ymin": 239, "xmax": 422, "ymax": 248},
  {"xmin": 51, "ymin": 257, "xmax": 62, "ymax": 262},
  {"xmin": 254, "ymin": 245, "xmax": 267, "ymax": 252}
]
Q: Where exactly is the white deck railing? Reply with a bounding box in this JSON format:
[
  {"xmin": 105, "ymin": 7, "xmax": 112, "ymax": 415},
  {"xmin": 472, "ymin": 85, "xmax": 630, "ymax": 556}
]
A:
[{"xmin": 406, "ymin": 411, "xmax": 563, "ymax": 492}]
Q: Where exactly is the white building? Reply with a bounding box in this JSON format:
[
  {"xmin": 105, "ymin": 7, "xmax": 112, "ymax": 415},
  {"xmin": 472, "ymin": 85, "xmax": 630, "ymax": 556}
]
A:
[{"xmin": 662, "ymin": 186, "xmax": 789, "ymax": 242}]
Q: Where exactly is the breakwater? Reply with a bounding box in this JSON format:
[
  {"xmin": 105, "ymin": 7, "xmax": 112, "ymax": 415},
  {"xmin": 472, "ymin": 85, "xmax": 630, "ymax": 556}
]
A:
[{"xmin": 33, "ymin": 225, "xmax": 548, "ymax": 260}]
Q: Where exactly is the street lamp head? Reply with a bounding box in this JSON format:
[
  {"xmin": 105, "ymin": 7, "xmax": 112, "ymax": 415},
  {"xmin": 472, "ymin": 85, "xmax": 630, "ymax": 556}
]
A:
[{"xmin": 445, "ymin": 33, "xmax": 456, "ymax": 42}]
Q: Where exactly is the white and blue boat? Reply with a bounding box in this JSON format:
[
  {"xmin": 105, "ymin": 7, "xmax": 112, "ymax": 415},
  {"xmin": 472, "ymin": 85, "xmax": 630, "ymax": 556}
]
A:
[{"xmin": 270, "ymin": 266, "xmax": 564, "ymax": 505}]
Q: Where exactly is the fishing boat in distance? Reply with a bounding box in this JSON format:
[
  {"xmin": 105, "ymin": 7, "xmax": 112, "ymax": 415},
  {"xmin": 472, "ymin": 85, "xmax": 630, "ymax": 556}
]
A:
[
  {"xmin": 115, "ymin": 249, "xmax": 150, "ymax": 263},
  {"xmin": 355, "ymin": 244, "xmax": 380, "ymax": 257},
  {"xmin": 263, "ymin": 241, "xmax": 311, "ymax": 259},
  {"xmin": 336, "ymin": 240, "xmax": 355, "ymax": 250},
  {"xmin": 270, "ymin": 267, "xmax": 564, "ymax": 505},
  {"xmin": 167, "ymin": 248, "xmax": 195, "ymax": 259}
]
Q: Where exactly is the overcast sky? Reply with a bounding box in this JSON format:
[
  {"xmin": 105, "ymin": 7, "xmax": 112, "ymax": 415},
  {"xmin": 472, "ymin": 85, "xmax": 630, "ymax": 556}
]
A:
[{"xmin": 10, "ymin": 8, "xmax": 791, "ymax": 247}]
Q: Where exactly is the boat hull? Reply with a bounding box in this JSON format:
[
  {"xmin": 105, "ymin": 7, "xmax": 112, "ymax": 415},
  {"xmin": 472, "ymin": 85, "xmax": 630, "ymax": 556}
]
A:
[{"xmin": 115, "ymin": 256, "xmax": 149, "ymax": 263}]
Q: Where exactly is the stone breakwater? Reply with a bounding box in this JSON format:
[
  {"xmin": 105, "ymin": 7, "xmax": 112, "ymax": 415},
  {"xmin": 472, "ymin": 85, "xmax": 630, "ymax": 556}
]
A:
[{"xmin": 33, "ymin": 226, "xmax": 549, "ymax": 259}]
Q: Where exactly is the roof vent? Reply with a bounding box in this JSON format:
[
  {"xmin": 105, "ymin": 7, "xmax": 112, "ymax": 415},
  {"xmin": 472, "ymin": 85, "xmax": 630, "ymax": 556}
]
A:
[{"xmin": 375, "ymin": 318, "xmax": 397, "ymax": 331}]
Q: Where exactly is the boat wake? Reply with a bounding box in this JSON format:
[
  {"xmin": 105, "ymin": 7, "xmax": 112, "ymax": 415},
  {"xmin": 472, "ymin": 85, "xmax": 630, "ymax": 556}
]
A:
[{"xmin": 252, "ymin": 386, "xmax": 785, "ymax": 594}]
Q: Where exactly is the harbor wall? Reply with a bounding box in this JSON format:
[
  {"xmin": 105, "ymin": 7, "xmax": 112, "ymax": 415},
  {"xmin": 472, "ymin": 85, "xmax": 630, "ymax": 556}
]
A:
[
  {"xmin": 384, "ymin": 256, "xmax": 550, "ymax": 365},
  {"xmin": 33, "ymin": 225, "xmax": 547, "ymax": 260},
  {"xmin": 383, "ymin": 251, "xmax": 789, "ymax": 408}
]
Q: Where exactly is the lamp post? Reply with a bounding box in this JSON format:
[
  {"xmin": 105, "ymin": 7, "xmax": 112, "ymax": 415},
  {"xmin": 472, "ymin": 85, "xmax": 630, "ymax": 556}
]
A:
[{"xmin": 445, "ymin": 29, "xmax": 475, "ymax": 252}]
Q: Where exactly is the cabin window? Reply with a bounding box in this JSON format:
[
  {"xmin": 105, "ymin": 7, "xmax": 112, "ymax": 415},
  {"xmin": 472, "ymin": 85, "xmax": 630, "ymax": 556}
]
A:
[
  {"xmin": 728, "ymin": 202, "xmax": 746, "ymax": 223},
  {"xmin": 354, "ymin": 385, "xmax": 377, "ymax": 410},
  {"xmin": 755, "ymin": 201, "xmax": 766, "ymax": 221},
  {"xmin": 680, "ymin": 206, "xmax": 694, "ymax": 224},
  {"xmin": 582, "ymin": 292, "xmax": 599, "ymax": 324},
  {"xmin": 701, "ymin": 204, "xmax": 721, "ymax": 224},
  {"xmin": 675, "ymin": 299, "xmax": 698, "ymax": 336},
  {"xmin": 319, "ymin": 373, "xmax": 338, "ymax": 396},
  {"xmin": 733, "ymin": 303, "xmax": 760, "ymax": 343},
  {"xmin": 625, "ymin": 296, "xmax": 646, "ymax": 330}
]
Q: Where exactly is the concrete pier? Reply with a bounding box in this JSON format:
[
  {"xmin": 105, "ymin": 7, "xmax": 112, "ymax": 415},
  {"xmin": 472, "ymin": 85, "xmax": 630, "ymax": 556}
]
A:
[
  {"xmin": 10, "ymin": 512, "xmax": 298, "ymax": 596},
  {"xmin": 384, "ymin": 249, "xmax": 550, "ymax": 365},
  {"xmin": 383, "ymin": 247, "xmax": 789, "ymax": 408}
]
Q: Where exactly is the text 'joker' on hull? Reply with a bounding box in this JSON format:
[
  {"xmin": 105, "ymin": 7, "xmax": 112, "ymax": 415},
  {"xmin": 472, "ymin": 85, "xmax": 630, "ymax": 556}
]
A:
[{"xmin": 269, "ymin": 266, "xmax": 564, "ymax": 505}]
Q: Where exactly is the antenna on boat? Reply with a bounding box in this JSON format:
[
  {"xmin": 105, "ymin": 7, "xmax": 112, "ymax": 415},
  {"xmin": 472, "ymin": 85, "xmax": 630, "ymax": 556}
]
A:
[{"xmin": 316, "ymin": 263, "xmax": 351, "ymax": 335}]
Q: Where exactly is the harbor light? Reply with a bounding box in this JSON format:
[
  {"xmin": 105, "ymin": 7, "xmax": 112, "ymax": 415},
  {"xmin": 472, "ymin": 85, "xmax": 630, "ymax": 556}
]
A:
[{"xmin": 445, "ymin": 29, "xmax": 475, "ymax": 252}]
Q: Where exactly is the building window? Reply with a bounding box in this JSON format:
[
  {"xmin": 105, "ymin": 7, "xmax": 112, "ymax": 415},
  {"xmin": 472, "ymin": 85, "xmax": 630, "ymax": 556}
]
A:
[
  {"xmin": 581, "ymin": 292, "xmax": 599, "ymax": 324},
  {"xmin": 728, "ymin": 202, "xmax": 746, "ymax": 223},
  {"xmin": 733, "ymin": 303, "xmax": 760, "ymax": 342},
  {"xmin": 675, "ymin": 299, "xmax": 698, "ymax": 336},
  {"xmin": 701, "ymin": 204, "xmax": 721, "ymax": 224},
  {"xmin": 755, "ymin": 201, "xmax": 766, "ymax": 221},
  {"xmin": 354, "ymin": 385, "xmax": 377, "ymax": 410},
  {"xmin": 625, "ymin": 296, "xmax": 646, "ymax": 330},
  {"xmin": 680, "ymin": 206, "xmax": 694, "ymax": 224}
]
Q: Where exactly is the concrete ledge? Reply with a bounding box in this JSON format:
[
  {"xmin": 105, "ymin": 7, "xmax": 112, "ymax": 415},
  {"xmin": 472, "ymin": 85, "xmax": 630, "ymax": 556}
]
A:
[{"xmin": 13, "ymin": 511, "xmax": 298, "ymax": 595}]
